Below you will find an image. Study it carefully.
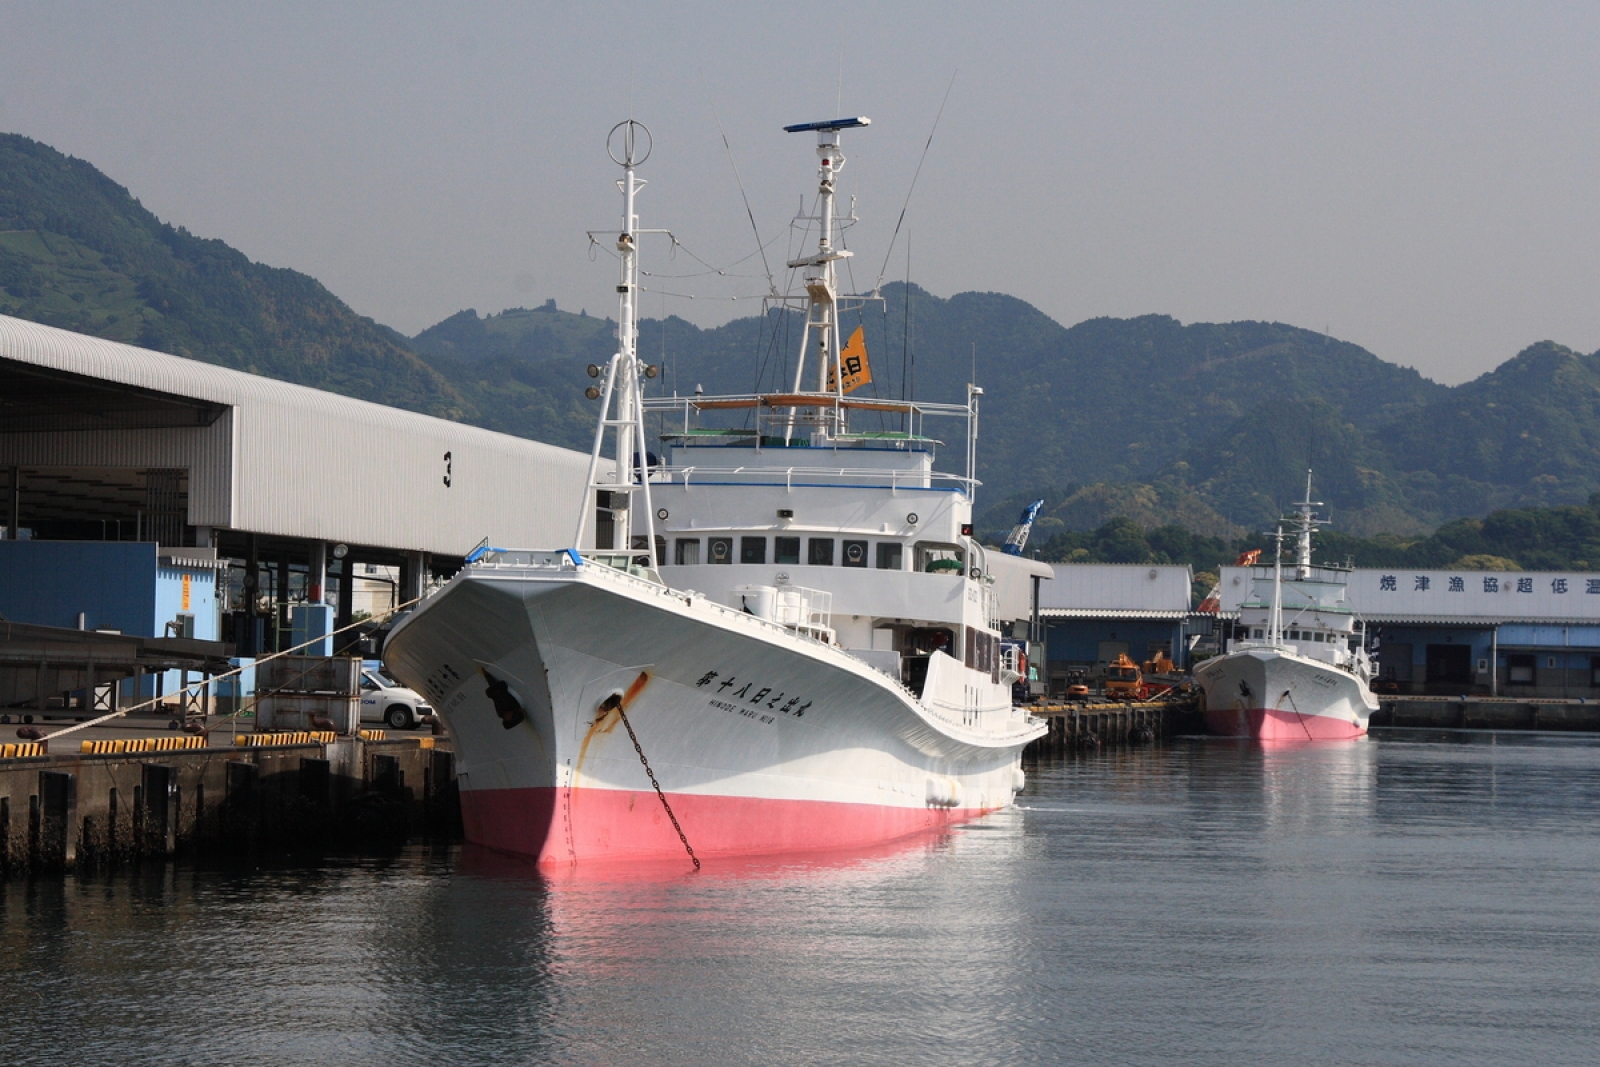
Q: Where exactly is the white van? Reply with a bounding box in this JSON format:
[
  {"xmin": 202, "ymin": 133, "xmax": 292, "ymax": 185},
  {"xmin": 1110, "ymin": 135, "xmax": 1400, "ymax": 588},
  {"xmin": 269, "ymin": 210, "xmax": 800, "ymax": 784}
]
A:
[{"xmin": 359, "ymin": 665, "xmax": 433, "ymax": 730}]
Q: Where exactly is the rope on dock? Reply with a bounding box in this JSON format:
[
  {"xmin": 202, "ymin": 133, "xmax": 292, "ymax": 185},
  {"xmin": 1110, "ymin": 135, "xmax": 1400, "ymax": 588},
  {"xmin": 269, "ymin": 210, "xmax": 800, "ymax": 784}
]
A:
[{"xmin": 37, "ymin": 595, "xmax": 428, "ymax": 744}]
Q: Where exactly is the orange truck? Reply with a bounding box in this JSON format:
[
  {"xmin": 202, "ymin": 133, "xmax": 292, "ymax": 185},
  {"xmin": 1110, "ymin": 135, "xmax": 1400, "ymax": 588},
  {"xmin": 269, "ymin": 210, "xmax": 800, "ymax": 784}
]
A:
[{"xmin": 1104, "ymin": 653, "xmax": 1143, "ymax": 701}]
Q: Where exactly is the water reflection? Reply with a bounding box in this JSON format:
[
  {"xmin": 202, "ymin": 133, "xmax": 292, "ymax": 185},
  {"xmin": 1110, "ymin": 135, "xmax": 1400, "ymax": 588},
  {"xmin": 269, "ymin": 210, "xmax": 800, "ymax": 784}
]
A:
[
  {"xmin": 1257, "ymin": 737, "xmax": 1377, "ymax": 832},
  {"xmin": 3, "ymin": 736, "xmax": 1599, "ymax": 1066}
]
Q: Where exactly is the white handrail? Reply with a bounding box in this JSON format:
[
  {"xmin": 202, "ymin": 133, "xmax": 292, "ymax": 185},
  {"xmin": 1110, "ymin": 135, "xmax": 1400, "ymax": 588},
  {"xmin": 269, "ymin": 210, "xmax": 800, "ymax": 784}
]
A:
[
  {"xmin": 651, "ymin": 464, "xmax": 976, "ymax": 490},
  {"xmin": 642, "ymin": 392, "xmax": 971, "ymax": 418}
]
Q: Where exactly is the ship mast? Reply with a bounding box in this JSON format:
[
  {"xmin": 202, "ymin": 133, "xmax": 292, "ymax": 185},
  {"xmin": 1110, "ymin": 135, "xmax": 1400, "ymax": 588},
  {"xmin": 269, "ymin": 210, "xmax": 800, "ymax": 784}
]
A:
[
  {"xmin": 574, "ymin": 120, "xmax": 662, "ymax": 558},
  {"xmin": 1290, "ymin": 469, "xmax": 1326, "ymax": 579},
  {"xmin": 782, "ymin": 116, "xmax": 869, "ymax": 441},
  {"xmin": 1268, "ymin": 524, "xmax": 1286, "ymax": 646}
]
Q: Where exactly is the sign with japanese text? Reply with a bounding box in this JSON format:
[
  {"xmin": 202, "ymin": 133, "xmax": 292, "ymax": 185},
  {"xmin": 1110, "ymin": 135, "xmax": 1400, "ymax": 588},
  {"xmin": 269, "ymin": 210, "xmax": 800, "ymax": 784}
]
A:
[{"xmin": 1217, "ymin": 567, "xmax": 1600, "ymax": 621}]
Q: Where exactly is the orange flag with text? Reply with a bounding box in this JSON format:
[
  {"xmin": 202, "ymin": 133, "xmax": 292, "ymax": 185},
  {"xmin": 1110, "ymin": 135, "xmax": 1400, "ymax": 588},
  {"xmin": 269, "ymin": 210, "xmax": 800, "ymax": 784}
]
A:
[{"xmin": 825, "ymin": 325, "xmax": 872, "ymax": 394}]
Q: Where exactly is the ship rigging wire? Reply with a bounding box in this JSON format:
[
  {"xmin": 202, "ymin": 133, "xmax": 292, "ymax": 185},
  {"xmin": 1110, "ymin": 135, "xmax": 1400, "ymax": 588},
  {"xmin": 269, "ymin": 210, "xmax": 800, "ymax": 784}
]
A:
[
  {"xmin": 704, "ymin": 78, "xmax": 780, "ymax": 298},
  {"xmin": 873, "ymin": 71, "xmax": 957, "ymax": 293}
]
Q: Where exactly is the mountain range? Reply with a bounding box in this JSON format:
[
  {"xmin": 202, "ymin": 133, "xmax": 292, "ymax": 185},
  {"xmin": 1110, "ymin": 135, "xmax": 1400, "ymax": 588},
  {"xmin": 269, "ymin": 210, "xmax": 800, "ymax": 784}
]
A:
[{"xmin": 5, "ymin": 131, "xmax": 1598, "ymax": 544}]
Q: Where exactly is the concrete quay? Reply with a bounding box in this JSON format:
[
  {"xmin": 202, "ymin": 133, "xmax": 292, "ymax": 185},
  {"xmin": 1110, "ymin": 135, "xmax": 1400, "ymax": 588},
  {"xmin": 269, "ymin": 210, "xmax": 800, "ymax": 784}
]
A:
[
  {"xmin": 1372, "ymin": 696, "xmax": 1600, "ymax": 731},
  {"xmin": 0, "ymin": 730, "xmax": 459, "ymax": 876}
]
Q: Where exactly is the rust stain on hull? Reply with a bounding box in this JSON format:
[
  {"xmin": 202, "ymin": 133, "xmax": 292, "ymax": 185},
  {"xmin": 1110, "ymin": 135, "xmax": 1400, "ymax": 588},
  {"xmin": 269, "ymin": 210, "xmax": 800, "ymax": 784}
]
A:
[{"xmin": 574, "ymin": 671, "xmax": 651, "ymax": 783}]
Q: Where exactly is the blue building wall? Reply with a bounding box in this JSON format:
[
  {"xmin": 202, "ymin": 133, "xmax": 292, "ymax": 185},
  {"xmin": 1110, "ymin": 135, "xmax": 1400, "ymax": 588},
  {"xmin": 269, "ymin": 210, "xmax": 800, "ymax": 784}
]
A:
[
  {"xmin": 1373, "ymin": 621, "xmax": 1600, "ymax": 695},
  {"xmin": 0, "ymin": 541, "xmax": 222, "ymax": 702},
  {"xmin": 1371, "ymin": 625, "xmax": 1492, "ymax": 680},
  {"xmin": 154, "ymin": 562, "xmax": 220, "ymax": 641},
  {"xmin": 0, "ymin": 541, "xmax": 219, "ymax": 640},
  {"xmin": 1499, "ymin": 624, "xmax": 1600, "ymax": 648},
  {"xmin": 0, "ymin": 541, "xmax": 157, "ymax": 634},
  {"xmin": 1045, "ymin": 619, "xmax": 1183, "ymax": 666}
]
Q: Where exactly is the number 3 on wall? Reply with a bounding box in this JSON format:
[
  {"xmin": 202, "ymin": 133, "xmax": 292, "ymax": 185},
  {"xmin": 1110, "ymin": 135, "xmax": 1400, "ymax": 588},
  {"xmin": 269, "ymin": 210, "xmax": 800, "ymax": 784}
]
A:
[{"xmin": 443, "ymin": 451, "xmax": 453, "ymax": 488}]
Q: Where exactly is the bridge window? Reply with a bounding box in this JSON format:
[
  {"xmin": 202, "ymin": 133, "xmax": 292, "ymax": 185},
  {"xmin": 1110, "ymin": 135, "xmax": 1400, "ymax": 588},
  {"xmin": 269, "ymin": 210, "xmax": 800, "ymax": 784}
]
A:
[
  {"xmin": 709, "ymin": 537, "xmax": 733, "ymax": 564},
  {"xmin": 740, "ymin": 537, "xmax": 767, "ymax": 564},
  {"xmin": 914, "ymin": 542, "xmax": 965, "ymax": 574},
  {"xmin": 674, "ymin": 538, "xmax": 700, "ymax": 565},
  {"xmin": 842, "ymin": 540, "xmax": 869, "ymax": 568},
  {"xmin": 808, "ymin": 538, "xmax": 834, "ymax": 566},
  {"xmin": 774, "ymin": 536, "xmax": 800, "ymax": 565},
  {"xmin": 876, "ymin": 543, "xmax": 903, "ymax": 570}
]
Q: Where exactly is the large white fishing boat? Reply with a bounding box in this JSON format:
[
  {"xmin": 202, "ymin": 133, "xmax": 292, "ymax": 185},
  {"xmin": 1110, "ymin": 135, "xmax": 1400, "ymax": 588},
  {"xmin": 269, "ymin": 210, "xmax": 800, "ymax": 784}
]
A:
[
  {"xmin": 382, "ymin": 117, "xmax": 1045, "ymax": 865},
  {"xmin": 1193, "ymin": 476, "xmax": 1379, "ymax": 741}
]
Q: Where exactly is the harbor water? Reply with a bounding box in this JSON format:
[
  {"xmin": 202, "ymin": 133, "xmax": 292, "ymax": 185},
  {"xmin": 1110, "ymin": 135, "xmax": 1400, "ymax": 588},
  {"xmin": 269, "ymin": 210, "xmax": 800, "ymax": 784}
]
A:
[{"xmin": 3, "ymin": 731, "xmax": 1598, "ymax": 1066}]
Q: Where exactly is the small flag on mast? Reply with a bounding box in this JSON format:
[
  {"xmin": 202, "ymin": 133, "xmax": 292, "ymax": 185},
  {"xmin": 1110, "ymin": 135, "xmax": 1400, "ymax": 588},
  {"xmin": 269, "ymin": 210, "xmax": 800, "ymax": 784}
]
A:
[{"xmin": 826, "ymin": 325, "xmax": 872, "ymax": 394}]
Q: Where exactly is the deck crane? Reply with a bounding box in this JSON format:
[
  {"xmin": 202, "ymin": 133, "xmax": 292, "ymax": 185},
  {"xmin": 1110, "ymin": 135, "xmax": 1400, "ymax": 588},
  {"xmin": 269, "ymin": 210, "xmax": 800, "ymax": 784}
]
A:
[{"xmin": 1001, "ymin": 499, "xmax": 1046, "ymax": 556}]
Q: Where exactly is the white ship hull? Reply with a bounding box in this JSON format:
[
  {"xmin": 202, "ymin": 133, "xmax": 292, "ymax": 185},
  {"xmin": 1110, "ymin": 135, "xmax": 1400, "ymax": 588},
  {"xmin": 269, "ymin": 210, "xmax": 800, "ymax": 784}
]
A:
[
  {"xmin": 384, "ymin": 554, "xmax": 1045, "ymax": 864},
  {"xmin": 1194, "ymin": 647, "xmax": 1378, "ymax": 741}
]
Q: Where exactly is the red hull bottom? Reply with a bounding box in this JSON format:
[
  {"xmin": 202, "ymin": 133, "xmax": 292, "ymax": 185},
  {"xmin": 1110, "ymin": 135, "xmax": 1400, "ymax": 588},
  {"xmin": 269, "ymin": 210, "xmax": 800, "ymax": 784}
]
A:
[
  {"xmin": 461, "ymin": 786, "xmax": 994, "ymax": 865},
  {"xmin": 1204, "ymin": 706, "xmax": 1367, "ymax": 742}
]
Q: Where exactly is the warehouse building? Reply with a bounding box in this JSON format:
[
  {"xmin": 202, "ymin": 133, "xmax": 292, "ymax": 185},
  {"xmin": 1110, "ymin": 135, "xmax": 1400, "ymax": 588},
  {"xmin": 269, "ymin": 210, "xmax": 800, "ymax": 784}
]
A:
[
  {"xmin": 1217, "ymin": 565, "xmax": 1600, "ymax": 698},
  {"xmin": 0, "ymin": 313, "xmax": 597, "ymax": 703},
  {"xmin": 1037, "ymin": 563, "xmax": 1196, "ymax": 692}
]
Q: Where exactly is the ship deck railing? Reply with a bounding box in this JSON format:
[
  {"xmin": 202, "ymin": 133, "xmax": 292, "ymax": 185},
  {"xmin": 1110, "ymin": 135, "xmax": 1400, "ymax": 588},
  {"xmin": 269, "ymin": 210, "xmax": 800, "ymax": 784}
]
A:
[
  {"xmin": 644, "ymin": 391, "xmax": 972, "ymax": 455},
  {"xmin": 466, "ymin": 548, "xmax": 847, "ymax": 653},
  {"xmin": 1228, "ymin": 637, "xmax": 1363, "ymax": 670},
  {"xmin": 658, "ymin": 428, "xmax": 947, "ymax": 447},
  {"xmin": 642, "ymin": 391, "xmax": 970, "ymax": 420},
  {"xmin": 647, "ymin": 463, "xmax": 974, "ymax": 494}
]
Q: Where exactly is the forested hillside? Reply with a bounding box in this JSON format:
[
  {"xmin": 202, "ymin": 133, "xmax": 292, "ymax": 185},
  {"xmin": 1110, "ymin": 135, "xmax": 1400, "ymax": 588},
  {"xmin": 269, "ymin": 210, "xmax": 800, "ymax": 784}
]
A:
[
  {"xmin": 0, "ymin": 133, "xmax": 465, "ymax": 417},
  {"xmin": 7, "ymin": 131, "xmax": 1600, "ymax": 545}
]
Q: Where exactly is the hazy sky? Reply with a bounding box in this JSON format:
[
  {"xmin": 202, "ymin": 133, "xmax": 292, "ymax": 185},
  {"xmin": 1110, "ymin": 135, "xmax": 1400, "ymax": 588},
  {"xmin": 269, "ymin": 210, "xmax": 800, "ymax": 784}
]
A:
[{"xmin": 2, "ymin": 2, "xmax": 1596, "ymax": 385}]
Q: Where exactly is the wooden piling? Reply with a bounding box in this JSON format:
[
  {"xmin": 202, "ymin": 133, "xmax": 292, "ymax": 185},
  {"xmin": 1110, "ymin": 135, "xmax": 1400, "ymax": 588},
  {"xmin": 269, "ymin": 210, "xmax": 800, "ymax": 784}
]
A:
[{"xmin": 1022, "ymin": 694, "xmax": 1200, "ymax": 756}]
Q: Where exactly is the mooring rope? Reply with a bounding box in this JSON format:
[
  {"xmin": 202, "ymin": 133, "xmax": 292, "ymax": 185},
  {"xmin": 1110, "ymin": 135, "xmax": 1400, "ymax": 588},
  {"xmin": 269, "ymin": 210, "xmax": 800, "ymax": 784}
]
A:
[{"xmin": 35, "ymin": 594, "xmax": 427, "ymax": 743}]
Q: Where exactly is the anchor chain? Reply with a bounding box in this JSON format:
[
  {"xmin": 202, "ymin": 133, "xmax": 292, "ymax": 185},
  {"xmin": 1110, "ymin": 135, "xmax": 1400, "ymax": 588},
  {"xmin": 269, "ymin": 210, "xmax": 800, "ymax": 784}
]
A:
[{"xmin": 614, "ymin": 705, "xmax": 700, "ymax": 871}]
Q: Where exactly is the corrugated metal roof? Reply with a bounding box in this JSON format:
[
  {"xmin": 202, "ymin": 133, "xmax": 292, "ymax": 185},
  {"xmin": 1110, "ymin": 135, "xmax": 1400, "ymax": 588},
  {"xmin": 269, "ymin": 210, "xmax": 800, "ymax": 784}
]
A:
[
  {"xmin": 1041, "ymin": 608, "xmax": 1189, "ymax": 620},
  {"xmin": 1038, "ymin": 562, "xmax": 1194, "ymax": 613},
  {"xmin": 0, "ymin": 314, "xmax": 602, "ymax": 556},
  {"xmin": 0, "ymin": 313, "xmax": 559, "ymax": 443}
]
